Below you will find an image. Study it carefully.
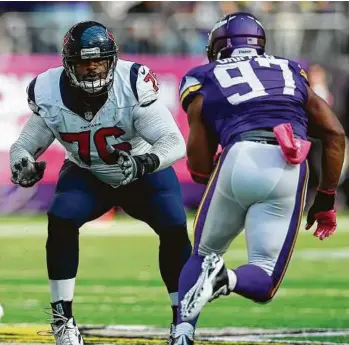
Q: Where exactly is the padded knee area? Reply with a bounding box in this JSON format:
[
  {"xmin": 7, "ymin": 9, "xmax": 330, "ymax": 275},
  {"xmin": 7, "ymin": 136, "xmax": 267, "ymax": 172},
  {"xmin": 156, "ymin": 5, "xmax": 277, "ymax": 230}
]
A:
[{"xmin": 46, "ymin": 213, "xmax": 80, "ymax": 280}]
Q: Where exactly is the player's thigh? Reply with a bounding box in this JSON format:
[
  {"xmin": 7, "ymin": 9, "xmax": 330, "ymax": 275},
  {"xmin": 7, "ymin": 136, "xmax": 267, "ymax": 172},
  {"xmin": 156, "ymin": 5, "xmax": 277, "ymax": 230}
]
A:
[
  {"xmin": 245, "ymin": 160, "xmax": 309, "ymax": 291},
  {"xmin": 49, "ymin": 160, "xmax": 113, "ymax": 227},
  {"xmin": 121, "ymin": 167, "xmax": 186, "ymax": 230},
  {"xmin": 194, "ymin": 148, "xmax": 246, "ymax": 256}
]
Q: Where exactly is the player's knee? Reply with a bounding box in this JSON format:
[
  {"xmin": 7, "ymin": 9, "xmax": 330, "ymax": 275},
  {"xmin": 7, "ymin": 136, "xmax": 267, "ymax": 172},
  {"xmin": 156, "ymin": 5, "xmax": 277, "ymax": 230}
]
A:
[
  {"xmin": 253, "ymin": 292, "xmax": 274, "ymax": 304},
  {"xmin": 48, "ymin": 192, "xmax": 91, "ymax": 227},
  {"xmin": 47, "ymin": 213, "xmax": 79, "ymax": 243}
]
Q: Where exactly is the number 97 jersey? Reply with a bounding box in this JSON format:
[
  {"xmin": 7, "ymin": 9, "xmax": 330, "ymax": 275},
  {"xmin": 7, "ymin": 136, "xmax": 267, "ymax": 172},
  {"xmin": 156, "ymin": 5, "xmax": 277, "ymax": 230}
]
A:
[{"xmin": 179, "ymin": 54, "xmax": 310, "ymax": 148}]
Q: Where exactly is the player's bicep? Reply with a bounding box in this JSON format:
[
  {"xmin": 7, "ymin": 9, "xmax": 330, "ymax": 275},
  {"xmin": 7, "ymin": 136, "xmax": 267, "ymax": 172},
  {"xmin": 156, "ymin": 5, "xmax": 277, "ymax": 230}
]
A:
[
  {"xmin": 133, "ymin": 100, "xmax": 182, "ymax": 143},
  {"xmin": 187, "ymin": 95, "xmax": 218, "ymax": 181},
  {"xmin": 306, "ymin": 86, "xmax": 344, "ymax": 138}
]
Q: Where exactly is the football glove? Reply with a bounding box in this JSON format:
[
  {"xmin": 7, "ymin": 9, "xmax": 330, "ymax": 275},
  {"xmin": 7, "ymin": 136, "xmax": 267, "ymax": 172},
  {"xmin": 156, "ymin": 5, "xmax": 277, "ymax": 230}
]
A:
[
  {"xmin": 305, "ymin": 189, "xmax": 337, "ymax": 240},
  {"xmin": 106, "ymin": 146, "xmax": 160, "ymax": 185},
  {"xmin": 11, "ymin": 157, "xmax": 46, "ymax": 188}
]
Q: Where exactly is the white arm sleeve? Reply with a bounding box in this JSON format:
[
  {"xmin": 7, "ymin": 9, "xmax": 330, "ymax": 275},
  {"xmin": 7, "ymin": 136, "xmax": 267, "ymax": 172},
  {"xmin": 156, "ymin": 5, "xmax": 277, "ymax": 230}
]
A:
[
  {"xmin": 133, "ymin": 100, "xmax": 186, "ymax": 170},
  {"xmin": 9, "ymin": 114, "xmax": 55, "ymax": 169}
]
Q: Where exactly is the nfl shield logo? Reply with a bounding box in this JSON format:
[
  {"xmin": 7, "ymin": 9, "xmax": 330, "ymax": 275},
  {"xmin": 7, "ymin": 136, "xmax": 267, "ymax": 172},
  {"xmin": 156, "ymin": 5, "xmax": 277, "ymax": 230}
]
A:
[{"xmin": 84, "ymin": 111, "xmax": 93, "ymax": 120}]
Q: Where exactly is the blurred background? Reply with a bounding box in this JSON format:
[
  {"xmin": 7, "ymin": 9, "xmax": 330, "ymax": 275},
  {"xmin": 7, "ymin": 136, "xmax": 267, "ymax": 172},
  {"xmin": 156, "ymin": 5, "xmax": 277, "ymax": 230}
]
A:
[{"xmin": 1, "ymin": 0, "xmax": 349, "ymax": 213}]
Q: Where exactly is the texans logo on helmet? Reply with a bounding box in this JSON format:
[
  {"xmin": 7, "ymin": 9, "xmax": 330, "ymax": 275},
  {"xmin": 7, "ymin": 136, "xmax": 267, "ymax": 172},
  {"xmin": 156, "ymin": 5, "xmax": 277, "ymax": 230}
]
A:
[
  {"xmin": 106, "ymin": 29, "xmax": 115, "ymax": 42},
  {"xmin": 63, "ymin": 33, "xmax": 70, "ymax": 46}
]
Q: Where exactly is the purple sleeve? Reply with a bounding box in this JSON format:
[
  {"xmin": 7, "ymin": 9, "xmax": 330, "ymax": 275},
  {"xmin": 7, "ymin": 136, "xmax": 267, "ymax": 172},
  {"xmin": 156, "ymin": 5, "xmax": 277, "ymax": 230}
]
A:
[
  {"xmin": 179, "ymin": 66, "xmax": 206, "ymax": 112},
  {"xmin": 289, "ymin": 60, "xmax": 309, "ymax": 102}
]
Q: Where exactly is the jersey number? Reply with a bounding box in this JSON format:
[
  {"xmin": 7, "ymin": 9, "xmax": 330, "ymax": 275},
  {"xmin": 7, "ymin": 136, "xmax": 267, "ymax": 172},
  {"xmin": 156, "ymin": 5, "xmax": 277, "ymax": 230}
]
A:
[
  {"xmin": 144, "ymin": 70, "xmax": 159, "ymax": 92},
  {"xmin": 213, "ymin": 57, "xmax": 296, "ymax": 105},
  {"xmin": 60, "ymin": 127, "xmax": 132, "ymax": 166}
]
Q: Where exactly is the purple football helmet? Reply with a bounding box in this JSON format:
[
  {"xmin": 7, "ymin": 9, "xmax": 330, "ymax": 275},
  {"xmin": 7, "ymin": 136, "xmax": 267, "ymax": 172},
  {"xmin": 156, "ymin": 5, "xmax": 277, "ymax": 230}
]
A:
[{"xmin": 206, "ymin": 12, "xmax": 266, "ymax": 62}]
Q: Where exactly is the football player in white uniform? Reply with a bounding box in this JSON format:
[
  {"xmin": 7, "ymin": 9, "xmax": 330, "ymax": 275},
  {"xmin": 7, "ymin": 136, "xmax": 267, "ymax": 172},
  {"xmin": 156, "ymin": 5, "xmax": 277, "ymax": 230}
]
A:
[{"xmin": 10, "ymin": 21, "xmax": 192, "ymax": 345}]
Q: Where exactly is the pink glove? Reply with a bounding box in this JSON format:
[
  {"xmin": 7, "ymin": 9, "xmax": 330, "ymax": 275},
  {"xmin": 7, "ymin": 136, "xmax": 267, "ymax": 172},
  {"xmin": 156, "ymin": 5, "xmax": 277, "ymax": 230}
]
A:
[{"xmin": 305, "ymin": 189, "xmax": 337, "ymax": 240}]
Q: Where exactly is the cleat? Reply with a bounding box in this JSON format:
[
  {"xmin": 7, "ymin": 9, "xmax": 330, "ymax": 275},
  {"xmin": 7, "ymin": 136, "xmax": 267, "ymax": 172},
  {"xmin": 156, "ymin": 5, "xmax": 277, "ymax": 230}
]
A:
[
  {"xmin": 172, "ymin": 323, "xmax": 194, "ymax": 345},
  {"xmin": 181, "ymin": 253, "xmax": 230, "ymax": 321},
  {"xmin": 172, "ymin": 334, "xmax": 194, "ymax": 345},
  {"xmin": 50, "ymin": 312, "xmax": 83, "ymax": 345},
  {"xmin": 167, "ymin": 323, "xmax": 176, "ymax": 345}
]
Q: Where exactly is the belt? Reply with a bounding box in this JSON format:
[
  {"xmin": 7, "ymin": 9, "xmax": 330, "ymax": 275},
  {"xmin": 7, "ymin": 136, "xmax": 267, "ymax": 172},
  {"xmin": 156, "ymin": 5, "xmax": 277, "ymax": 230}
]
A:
[{"xmin": 240, "ymin": 130, "xmax": 279, "ymax": 145}]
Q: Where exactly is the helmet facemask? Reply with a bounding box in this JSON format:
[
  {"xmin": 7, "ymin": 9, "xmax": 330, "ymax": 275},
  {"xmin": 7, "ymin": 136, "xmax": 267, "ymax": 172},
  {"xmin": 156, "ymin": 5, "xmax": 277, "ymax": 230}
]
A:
[{"xmin": 64, "ymin": 55, "xmax": 117, "ymax": 96}]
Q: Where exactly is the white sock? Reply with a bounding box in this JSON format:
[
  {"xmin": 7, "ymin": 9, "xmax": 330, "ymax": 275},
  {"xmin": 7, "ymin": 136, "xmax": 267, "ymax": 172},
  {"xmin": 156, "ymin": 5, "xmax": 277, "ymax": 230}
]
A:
[
  {"xmin": 49, "ymin": 278, "xmax": 75, "ymax": 302},
  {"xmin": 169, "ymin": 292, "xmax": 178, "ymax": 306},
  {"xmin": 227, "ymin": 269, "xmax": 237, "ymax": 291}
]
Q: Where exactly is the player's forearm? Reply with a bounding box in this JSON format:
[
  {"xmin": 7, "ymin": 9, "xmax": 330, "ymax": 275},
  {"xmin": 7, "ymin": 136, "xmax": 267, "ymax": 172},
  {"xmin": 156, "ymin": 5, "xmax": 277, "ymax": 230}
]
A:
[
  {"xmin": 10, "ymin": 114, "xmax": 55, "ymax": 168},
  {"xmin": 148, "ymin": 132, "xmax": 186, "ymax": 170},
  {"xmin": 306, "ymin": 87, "xmax": 345, "ymax": 190},
  {"xmin": 319, "ymin": 132, "xmax": 345, "ymax": 190},
  {"xmin": 134, "ymin": 100, "xmax": 186, "ymax": 170}
]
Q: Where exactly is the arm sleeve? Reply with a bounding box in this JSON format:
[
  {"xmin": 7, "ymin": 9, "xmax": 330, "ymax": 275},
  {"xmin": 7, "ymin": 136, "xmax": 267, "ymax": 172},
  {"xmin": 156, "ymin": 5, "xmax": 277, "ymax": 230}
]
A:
[
  {"xmin": 9, "ymin": 114, "xmax": 55, "ymax": 169},
  {"xmin": 133, "ymin": 100, "xmax": 186, "ymax": 170}
]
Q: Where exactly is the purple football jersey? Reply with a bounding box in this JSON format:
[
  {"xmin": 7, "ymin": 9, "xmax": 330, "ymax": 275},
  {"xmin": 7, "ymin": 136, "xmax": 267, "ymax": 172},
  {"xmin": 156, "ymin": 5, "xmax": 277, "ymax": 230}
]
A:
[{"xmin": 179, "ymin": 54, "xmax": 309, "ymax": 147}]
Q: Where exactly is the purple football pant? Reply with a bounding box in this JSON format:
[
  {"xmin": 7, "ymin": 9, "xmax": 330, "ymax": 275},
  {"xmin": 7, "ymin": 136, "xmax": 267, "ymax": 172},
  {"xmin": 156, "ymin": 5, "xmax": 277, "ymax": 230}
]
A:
[{"xmin": 178, "ymin": 141, "xmax": 309, "ymax": 326}]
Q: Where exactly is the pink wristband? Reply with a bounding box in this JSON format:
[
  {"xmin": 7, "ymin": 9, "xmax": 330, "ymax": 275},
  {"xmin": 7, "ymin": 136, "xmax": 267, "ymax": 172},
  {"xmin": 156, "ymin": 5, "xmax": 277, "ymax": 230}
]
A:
[
  {"xmin": 317, "ymin": 188, "xmax": 336, "ymax": 195},
  {"xmin": 186, "ymin": 161, "xmax": 211, "ymax": 179}
]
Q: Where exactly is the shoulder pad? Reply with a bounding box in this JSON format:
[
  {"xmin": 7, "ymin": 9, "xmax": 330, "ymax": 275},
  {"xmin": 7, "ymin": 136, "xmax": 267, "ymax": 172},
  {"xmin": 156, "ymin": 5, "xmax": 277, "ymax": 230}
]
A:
[
  {"xmin": 130, "ymin": 63, "xmax": 159, "ymax": 106},
  {"xmin": 26, "ymin": 67, "xmax": 64, "ymax": 117},
  {"xmin": 26, "ymin": 77, "xmax": 40, "ymax": 115},
  {"xmin": 289, "ymin": 60, "xmax": 309, "ymax": 86},
  {"xmin": 179, "ymin": 65, "xmax": 206, "ymax": 112}
]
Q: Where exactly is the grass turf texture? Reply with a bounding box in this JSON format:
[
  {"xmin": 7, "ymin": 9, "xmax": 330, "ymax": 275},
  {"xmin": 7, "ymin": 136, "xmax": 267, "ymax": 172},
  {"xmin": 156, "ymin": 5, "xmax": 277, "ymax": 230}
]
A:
[
  {"xmin": 272, "ymin": 335, "xmax": 349, "ymax": 343},
  {"xmin": 0, "ymin": 214, "xmax": 348, "ymax": 329}
]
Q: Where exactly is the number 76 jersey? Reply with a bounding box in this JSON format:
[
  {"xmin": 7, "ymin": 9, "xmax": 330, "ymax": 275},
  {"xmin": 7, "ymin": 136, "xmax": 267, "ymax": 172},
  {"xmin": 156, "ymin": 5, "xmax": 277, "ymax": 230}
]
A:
[{"xmin": 179, "ymin": 54, "xmax": 310, "ymax": 148}]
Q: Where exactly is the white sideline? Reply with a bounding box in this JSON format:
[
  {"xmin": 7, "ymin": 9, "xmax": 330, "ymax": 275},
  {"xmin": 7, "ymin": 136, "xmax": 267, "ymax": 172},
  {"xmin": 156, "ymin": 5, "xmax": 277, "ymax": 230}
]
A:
[{"xmin": 1, "ymin": 216, "xmax": 349, "ymax": 236}]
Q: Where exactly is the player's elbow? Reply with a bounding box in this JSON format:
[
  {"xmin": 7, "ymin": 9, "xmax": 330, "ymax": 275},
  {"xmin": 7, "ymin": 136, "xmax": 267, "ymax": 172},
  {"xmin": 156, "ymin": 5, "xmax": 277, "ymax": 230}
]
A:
[
  {"xmin": 322, "ymin": 124, "xmax": 345, "ymax": 146},
  {"xmin": 178, "ymin": 135, "xmax": 186, "ymax": 160}
]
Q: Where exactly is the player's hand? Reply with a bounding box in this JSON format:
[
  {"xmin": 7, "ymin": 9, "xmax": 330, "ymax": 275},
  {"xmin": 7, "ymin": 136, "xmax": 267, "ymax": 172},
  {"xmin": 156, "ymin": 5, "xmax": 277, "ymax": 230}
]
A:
[
  {"xmin": 11, "ymin": 157, "xmax": 46, "ymax": 188},
  {"xmin": 106, "ymin": 146, "xmax": 159, "ymax": 185},
  {"xmin": 305, "ymin": 189, "xmax": 337, "ymax": 240}
]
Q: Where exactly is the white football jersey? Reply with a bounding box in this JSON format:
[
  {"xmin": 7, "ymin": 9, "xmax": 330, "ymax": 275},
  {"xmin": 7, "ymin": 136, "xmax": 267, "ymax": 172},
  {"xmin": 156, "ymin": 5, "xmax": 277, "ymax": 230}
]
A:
[{"xmin": 29, "ymin": 60, "xmax": 162, "ymax": 186}]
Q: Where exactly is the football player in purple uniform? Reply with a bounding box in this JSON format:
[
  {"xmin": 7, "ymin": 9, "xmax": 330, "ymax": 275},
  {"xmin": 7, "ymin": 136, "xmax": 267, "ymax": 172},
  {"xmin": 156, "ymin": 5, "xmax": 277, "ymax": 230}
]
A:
[{"xmin": 172, "ymin": 12, "xmax": 345, "ymax": 345}]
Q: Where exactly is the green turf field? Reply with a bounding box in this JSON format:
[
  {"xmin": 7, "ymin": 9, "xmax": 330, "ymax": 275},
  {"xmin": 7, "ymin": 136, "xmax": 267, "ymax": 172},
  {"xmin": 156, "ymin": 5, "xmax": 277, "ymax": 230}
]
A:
[{"xmin": 0, "ymin": 213, "xmax": 348, "ymax": 331}]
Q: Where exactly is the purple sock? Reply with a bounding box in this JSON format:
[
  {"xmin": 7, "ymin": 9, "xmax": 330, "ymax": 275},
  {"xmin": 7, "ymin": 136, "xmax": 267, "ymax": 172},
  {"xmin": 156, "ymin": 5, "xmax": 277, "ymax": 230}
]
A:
[
  {"xmin": 233, "ymin": 264, "xmax": 273, "ymax": 303},
  {"xmin": 176, "ymin": 254, "xmax": 204, "ymax": 326}
]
